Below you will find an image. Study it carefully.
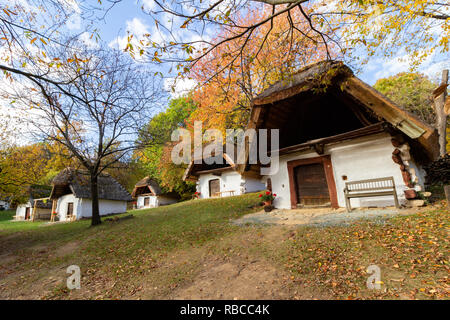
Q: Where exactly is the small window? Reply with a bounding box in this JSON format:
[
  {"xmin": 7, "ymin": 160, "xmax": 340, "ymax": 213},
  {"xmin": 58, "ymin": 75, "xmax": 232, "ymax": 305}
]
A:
[{"xmin": 67, "ymin": 202, "xmax": 74, "ymax": 218}]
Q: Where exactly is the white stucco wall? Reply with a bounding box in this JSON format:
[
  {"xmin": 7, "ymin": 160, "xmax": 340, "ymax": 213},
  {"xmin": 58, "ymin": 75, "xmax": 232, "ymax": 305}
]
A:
[
  {"xmin": 136, "ymin": 195, "xmax": 177, "ymax": 208},
  {"xmin": 56, "ymin": 194, "xmax": 79, "ymax": 221},
  {"xmin": 56, "ymin": 193, "xmax": 127, "ymax": 221},
  {"xmin": 0, "ymin": 200, "xmax": 10, "ymax": 210},
  {"xmin": 15, "ymin": 202, "xmax": 31, "ymax": 219},
  {"xmin": 197, "ymin": 171, "xmax": 241, "ymax": 198},
  {"xmin": 137, "ymin": 195, "xmax": 158, "ymax": 208},
  {"xmin": 77, "ymin": 198, "xmax": 127, "ymax": 219},
  {"xmin": 15, "ymin": 202, "xmax": 51, "ymax": 220},
  {"xmin": 269, "ymin": 133, "xmax": 423, "ymax": 209},
  {"xmin": 197, "ymin": 170, "xmax": 265, "ymax": 198}
]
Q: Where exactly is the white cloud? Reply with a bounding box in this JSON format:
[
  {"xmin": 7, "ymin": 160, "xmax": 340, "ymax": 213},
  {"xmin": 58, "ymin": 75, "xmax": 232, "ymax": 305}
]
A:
[
  {"xmin": 79, "ymin": 32, "xmax": 100, "ymax": 49},
  {"xmin": 109, "ymin": 17, "xmax": 150, "ymax": 50},
  {"xmin": 141, "ymin": 0, "xmax": 157, "ymax": 12},
  {"xmin": 164, "ymin": 77, "xmax": 197, "ymax": 98}
]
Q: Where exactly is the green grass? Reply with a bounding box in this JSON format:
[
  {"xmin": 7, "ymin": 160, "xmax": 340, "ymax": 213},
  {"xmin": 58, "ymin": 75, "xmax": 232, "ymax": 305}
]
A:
[
  {"xmin": 0, "ymin": 194, "xmax": 448, "ymax": 300},
  {"xmin": 0, "ymin": 194, "xmax": 262, "ymax": 299},
  {"xmin": 0, "ymin": 209, "xmax": 48, "ymax": 232}
]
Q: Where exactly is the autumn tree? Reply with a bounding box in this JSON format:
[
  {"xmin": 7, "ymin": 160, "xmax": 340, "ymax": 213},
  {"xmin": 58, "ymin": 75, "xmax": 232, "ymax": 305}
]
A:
[
  {"xmin": 0, "ymin": 1, "xmax": 109, "ymax": 84},
  {"xmin": 2, "ymin": 43, "xmax": 162, "ymax": 226},
  {"xmin": 137, "ymin": 96, "xmax": 197, "ymax": 195},
  {"xmin": 374, "ymin": 72, "xmax": 437, "ymax": 125},
  {"xmin": 186, "ymin": 7, "xmax": 332, "ymax": 132},
  {"xmin": 114, "ymin": 0, "xmax": 448, "ymax": 82}
]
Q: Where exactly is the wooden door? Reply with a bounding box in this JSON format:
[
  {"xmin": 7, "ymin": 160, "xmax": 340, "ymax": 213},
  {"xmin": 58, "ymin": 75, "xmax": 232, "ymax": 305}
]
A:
[
  {"xmin": 25, "ymin": 207, "xmax": 30, "ymax": 220},
  {"xmin": 294, "ymin": 163, "xmax": 331, "ymax": 206},
  {"xmin": 67, "ymin": 202, "xmax": 74, "ymax": 218},
  {"xmin": 144, "ymin": 197, "xmax": 150, "ymax": 207},
  {"xmin": 209, "ymin": 179, "xmax": 220, "ymax": 197}
]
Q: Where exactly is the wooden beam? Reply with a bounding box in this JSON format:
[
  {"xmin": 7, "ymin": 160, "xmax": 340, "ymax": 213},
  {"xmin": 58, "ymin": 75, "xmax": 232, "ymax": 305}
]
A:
[
  {"xmin": 278, "ymin": 122, "xmax": 387, "ymax": 155},
  {"xmin": 344, "ymin": 77, "xmax": 429, "ymax": 139},
  {"xmin": 433, "ymin": 69, "xmax": 449, "ymax": 157},
  {"xmin": 31, "ymin": 200, "xmax": 37, "ymax": 222}
]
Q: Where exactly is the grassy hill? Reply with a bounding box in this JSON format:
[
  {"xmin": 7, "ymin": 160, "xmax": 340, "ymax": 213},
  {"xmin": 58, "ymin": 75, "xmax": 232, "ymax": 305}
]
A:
[{"xmin": 0, "ymin": 194, "xmax": 448, "ymax": 300}]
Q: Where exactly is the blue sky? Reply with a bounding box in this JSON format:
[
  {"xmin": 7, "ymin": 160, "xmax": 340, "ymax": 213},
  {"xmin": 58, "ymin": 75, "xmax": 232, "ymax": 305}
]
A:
[{"xmin": 90, "ymin": 1, "xmax": 449, "ymax": 89}]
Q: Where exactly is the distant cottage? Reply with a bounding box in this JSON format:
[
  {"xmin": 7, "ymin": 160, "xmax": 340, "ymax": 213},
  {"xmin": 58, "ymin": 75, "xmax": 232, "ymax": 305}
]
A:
[
  {"xmin": 15, "ymin": 185, "xmax": 52, "ymax": 220},
  {"xmin": 49, "ymin": 168, "xmax": 132, "ymax": 221},
  {"xmin": 131, "ymin": 177, "xmax": 179, "ymax": 209},
  {"xmin": 183, "ymin": 149, "xmax": 266, "ymax": 199}
]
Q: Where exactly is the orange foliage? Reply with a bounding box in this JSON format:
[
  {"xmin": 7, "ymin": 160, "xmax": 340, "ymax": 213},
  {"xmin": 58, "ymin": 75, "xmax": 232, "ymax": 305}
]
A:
[{"xmin": 188, "ymin": 6, "xmax": 334, "ymax": 132}]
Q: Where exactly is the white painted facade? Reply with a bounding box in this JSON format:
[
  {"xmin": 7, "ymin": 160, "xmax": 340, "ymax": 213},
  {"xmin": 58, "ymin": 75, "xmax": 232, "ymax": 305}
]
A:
[
  {"xmin": 55, "ymin": 193, "xmax": 127, "ymax": 221},
  {"xmin": 269, "ymin": 133, "xmax": 424, "ymax": 209},
  {"xmin": 0, "ymin": 200, "xmax": 10, "ymax": 210},
  {"xmin": 15, "ymin": 203, "xmax": 30, "ymax": 219},
  {"xmin": 136, "ymin": 194, "xmax": 178, "ymax": 209},
  {"xmin": 15, "ymin": 202, "xmax": 51, "ymax": 220},
  {"xmin": 196, "ymin": 170, "xmax": 265, "ymax": 199}
]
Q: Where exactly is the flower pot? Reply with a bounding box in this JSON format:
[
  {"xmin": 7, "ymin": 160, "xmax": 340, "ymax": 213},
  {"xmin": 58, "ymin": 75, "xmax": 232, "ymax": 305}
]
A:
[
  {"xmin": 264, "ymin": 205, "xmax": 273, "ymax": 212},
  {"xmin": 404, "ymin": 189, "xmax": 417, "ymax": 200},
  {"xmin": 263, "ymin": 200, "xmax": 272, "ymax": 206}
]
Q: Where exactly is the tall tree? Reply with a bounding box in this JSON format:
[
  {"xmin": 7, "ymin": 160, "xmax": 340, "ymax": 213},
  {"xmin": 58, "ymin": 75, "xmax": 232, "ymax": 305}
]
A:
[
  {"xmin": 118, "ymin": 0, "xmax": 448, "ymax": 81},
  {"xmin": 2, "ymin": 44, "xmax": 162, "ymax": 226},
  {"xmin": 137, "ymin": 96, "xmax": 197, "ymax": 195},
  {"xmin": 373, "ymin": 72, "xmax": 437, "ymax": 125},
  {"xmin": 187, "ymin": 7, "xmax": 332, "ymax": 132}
]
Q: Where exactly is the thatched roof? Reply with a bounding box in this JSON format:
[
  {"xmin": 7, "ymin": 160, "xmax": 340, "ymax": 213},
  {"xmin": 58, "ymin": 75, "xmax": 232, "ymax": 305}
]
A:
[
  {"xmin": 131, "ymin": 177, "xmax": 162, "ymax": 198},
  {"xmin": 28, "ymin": 185, "xmax": 52, "ymax": 200},
  {"xmin": 50, "ymin": 168, "xmax": 132, "ymax": 201},
  {"xmin": 34, "ymin": 198, "xmax": 52, "ymax": 209},
  {"xmin": 244, "ymin": 60, "xmax": 439, "ymax": 164},
  {"xmin": 182, "ymin": 145, "xmax": 238, "ymax": 181}
]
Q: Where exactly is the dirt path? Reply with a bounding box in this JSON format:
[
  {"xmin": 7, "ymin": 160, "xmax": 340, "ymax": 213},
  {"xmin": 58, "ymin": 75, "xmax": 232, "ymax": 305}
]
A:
[
  {"xmin": 0, "ymin": 224, "xmax": 326, "ymax": 300},
  {"xmin": 170, "ymin": 258, "xmax": 302, "ymax": 300}
]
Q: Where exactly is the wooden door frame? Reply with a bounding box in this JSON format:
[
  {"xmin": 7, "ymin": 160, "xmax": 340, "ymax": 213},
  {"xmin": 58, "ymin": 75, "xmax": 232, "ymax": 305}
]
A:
[
  {"xmin": 287, "ymin": 155, "xmax": 338, "ymax": 209},
  {"xmin": 25, "ymin": 207, "xmax": 30, "ymax": 220},
  {"xmin": 208, "ymin": 178, "xmax": 220, "ymax": 198}
]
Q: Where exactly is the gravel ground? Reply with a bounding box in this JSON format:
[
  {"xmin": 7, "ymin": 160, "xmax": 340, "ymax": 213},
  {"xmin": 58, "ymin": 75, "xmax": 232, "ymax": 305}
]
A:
[{"xmin": 233, "ymin": 207, "xmax": 421, "ymax": 227}]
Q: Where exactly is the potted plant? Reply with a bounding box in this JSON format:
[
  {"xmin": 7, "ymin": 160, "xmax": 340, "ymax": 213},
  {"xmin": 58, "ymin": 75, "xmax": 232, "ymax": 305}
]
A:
[
  {"xmin": 193, "ymin": 191, "xmax": 201, "ymax": 199},
  {"xmin": 258, "ymin": 191, "xmax": 276, "ymax": 206}
]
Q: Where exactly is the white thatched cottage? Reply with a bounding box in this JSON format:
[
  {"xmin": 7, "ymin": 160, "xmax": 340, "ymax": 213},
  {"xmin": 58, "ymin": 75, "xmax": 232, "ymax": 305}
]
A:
[
  {"xmin": 183, "ymin": 151, "xmax": 266, "ymax": 199},
  {"xmin": 131, "ymin": 177, "xmax": 179, "ymax": 209},
  {"xmin": 49, "ymin": 168, "xmax": 132, "ymax": 221},
  {"xmin": 15, "ymin": 185, "xmax": 52, "ymax": 220},
  {"xmin": 0, "ymin": 198, "xmax": 10, "ymax": 210},
  {"xmin": 238, "ymin": 61, "xmax": 438, "ymax": 210}
]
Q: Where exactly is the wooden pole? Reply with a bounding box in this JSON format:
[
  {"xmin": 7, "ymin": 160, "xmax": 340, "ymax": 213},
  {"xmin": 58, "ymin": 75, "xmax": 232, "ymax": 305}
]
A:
[
  {"xmin": 445, "ymin": 186, "xmax": 450, "ymax": 210},
  {"xmin": 51, "ymin": 200, "xmax": 56, "ymax": 222},
  {"xmin": 31, "ymin": 200, "xmax": 37, "ymax": 222},
  {"xmin": 434, "ymin": 69, "xmax": 449, "ymax": 157}
]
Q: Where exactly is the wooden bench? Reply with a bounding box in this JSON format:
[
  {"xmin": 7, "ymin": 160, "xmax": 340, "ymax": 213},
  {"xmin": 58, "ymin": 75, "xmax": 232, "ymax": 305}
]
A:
[
  {"xmin": 213, "ymin": 190, "xmax": 236, "ymax": 198},
  {"xmin": 344, "ymin": 176, "xmax": 400, "ymax": 212}
]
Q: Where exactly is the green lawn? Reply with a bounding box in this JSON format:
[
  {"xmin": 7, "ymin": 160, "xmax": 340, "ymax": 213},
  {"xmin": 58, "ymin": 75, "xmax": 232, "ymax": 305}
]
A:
[
  {"xmin": 0, "ymin": 209, "xmax": 48, "ymax": 232},
  {"xmin": 0, "ymin": 194, "xmax": 448, "ymax": 300}
]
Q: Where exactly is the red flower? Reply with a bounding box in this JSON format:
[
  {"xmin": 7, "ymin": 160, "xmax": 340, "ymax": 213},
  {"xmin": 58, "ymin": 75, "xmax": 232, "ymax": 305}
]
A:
[
  {"xmin": 259, "ymin": 194, "xmax": 262, "ymax": 197},
  {"xmin": 266, "ymin": 191, "xmax": 270, "ymax": 195},
  {"xmin": 273, "ymin": 194, "xmax": 277, "ymax": 197}
]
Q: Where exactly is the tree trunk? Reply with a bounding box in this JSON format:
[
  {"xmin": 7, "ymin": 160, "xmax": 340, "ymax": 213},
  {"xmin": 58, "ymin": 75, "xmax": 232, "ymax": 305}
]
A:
[
  {"xmin": 90, "ymin": 174, "xmax": 101, "ymax": 226},
  {"xmin": 434, "ymin": 70, "xmax": 448, "ymax": 157}
]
